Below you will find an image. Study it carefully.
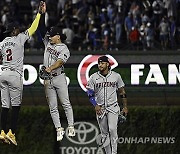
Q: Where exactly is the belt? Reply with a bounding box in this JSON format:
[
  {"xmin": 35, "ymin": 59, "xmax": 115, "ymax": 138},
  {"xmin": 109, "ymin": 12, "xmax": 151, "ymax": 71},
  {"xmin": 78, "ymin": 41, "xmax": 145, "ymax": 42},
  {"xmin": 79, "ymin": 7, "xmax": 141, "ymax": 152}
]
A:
[
  {"xmin": 1, "ymin": 68, "xmax": 15, "ymax": 71},
  {"xmin": 52, "ymin": 71, "xmax": 64, "ymax": 77},
  {"xmin": 99, "ymin": 102, "xmax": 118, "ymax": 108}
]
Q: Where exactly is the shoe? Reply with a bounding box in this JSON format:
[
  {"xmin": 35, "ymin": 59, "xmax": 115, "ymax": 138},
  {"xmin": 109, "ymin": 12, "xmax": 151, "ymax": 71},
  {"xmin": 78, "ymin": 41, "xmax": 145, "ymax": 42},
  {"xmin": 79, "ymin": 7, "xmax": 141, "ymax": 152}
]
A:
[
  {"xmin": 56, "ymin": 127, "xmax": 65, "ymax": 141},
  {"xmin": 68, "ymin": 126, "xmax": 75, "ymax": 137},
  {"xmin": 0, "ymin": 130, "xmax": 10, "ymax": 144},
  {"xmin": 6, "ymin": 129, "xmax": 17, "ymax": 146}
]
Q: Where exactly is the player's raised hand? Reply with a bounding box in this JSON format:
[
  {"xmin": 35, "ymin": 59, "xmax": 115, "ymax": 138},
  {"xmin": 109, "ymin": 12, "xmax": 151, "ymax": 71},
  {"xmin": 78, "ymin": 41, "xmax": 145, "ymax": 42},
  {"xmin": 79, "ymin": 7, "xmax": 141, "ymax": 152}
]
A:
[{"xmin": 38, "ymin": 1, "xmax": 46, "ymax": 14}]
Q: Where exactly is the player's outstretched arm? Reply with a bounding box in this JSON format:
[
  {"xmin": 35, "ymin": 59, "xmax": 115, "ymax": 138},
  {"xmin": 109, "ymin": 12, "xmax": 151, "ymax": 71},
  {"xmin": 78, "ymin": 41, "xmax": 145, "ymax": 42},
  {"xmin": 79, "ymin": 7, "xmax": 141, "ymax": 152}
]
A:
[
  {"xmin": 28, "ymin": 1, "xmax": 46, "ymax": 36},
  {"xmin": 119, "ymin": 87, "xmax": 128, "ymax": 116}
]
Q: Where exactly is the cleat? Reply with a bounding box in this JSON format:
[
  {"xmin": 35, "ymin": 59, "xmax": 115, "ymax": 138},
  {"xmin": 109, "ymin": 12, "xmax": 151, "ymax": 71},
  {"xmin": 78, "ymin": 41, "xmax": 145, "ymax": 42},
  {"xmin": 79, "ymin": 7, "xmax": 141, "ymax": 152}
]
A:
[
  {"xmin": 6, "ymin": 129, "xmax": 17, "ymax": 146},
  {"xmin": 68, "ymin": 126, "xmax": 75, "ymax": 137},
  {"xmin": 3, "ymin": 138, "xmax": 11, "ymax": 144},
  {"xmin": 56, "ymin": 127, "xmax": 65, "ymax": 141},
  {"xmin": 0, "ymin": 130, "xmax": 10, "ymax": 144}
]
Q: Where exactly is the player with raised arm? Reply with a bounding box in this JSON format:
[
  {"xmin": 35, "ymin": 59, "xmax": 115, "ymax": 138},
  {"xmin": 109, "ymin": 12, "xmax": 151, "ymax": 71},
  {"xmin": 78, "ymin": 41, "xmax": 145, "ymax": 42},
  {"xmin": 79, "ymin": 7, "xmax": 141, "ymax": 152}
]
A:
[
  {"xmin": 86, "ymin": 55, "xmax": 128, "ymax": 154},
  {"xmin": 0, "ymin": 1, "xmax": 46, "ymax": 145},
  {"xmin": 38, "ymin": 11, "xmax": 75, "ymax": 141}
]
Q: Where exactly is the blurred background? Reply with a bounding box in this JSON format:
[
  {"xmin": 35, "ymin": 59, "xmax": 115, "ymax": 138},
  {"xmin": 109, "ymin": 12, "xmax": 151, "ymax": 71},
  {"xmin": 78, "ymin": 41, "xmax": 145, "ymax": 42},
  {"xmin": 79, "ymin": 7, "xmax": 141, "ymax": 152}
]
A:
[{"xmin": 0, "ymin": 0, "xmax": 180, "ymax": 154}]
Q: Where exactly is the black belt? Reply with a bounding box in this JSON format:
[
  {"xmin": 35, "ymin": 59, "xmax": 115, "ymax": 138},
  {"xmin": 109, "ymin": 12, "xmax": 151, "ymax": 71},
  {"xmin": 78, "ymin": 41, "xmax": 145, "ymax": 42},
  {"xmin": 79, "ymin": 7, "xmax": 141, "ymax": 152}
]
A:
[
  {"xmin": 1, "ymin": 68, "xmax": 15, "ymax": 71},
  {"xmin": 52, "ymin": 71, "xmax": 64, "ymax": 77},
  {"xmin": 99, "ymin": 103, "xmax": 118, "ymax": 108}
]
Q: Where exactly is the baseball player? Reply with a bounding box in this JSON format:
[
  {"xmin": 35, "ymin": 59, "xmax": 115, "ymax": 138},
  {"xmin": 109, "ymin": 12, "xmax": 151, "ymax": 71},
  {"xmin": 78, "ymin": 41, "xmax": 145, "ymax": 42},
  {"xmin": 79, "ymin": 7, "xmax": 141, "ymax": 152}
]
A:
[
  {"xmin": 38, "ymin": 17, "xmax": 75, "ymax": 141},
  {"xmin": 86, "ymin": 55, "xmax": 128, "ymax": 154},
  {"xmin": 0, "ymin": 1, "xmax": 46, "ymax": 145}
]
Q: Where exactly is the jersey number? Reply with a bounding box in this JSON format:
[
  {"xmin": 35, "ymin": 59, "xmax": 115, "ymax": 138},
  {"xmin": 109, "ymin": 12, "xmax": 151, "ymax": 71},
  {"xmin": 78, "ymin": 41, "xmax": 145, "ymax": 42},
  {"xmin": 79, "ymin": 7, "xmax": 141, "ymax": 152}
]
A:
[{"xmin": 6, "ymin": 49, "xmax": 12, "ymax": 61}]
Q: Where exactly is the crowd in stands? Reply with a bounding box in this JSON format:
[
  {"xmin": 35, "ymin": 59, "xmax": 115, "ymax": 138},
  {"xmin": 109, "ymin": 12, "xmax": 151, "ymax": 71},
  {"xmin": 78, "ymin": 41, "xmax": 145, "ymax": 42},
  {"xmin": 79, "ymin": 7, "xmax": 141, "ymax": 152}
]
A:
[{"xmin": 0, "ymin": 0, "xmax": 180, "ymax": 51}]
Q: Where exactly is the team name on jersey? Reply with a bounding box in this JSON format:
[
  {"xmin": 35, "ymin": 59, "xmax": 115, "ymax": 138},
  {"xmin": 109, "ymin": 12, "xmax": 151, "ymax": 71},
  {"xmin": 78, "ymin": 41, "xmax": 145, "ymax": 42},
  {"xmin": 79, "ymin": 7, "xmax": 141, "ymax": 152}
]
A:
[
  {"xmin": 1, "ymin": 42, "xmax": 15, "ymax": 49},
  {"xmin": 96, "ymin": 81, "xmax": 117, "ymax": 88},
  {"xmin": 47, "ymin": 47, "xmax": 60, "ymax": 57}
]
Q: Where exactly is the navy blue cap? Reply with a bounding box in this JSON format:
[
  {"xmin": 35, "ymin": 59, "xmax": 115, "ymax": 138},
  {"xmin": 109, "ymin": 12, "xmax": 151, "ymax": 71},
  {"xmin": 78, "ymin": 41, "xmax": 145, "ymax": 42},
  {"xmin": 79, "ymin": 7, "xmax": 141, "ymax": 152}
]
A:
[
  {"xmin": 98, "ymin": 56, "xmax": 110, "ymax": 63},
  {"xmin": 48, "ymin": 27, "xmax": 67, "ymax": 41}
]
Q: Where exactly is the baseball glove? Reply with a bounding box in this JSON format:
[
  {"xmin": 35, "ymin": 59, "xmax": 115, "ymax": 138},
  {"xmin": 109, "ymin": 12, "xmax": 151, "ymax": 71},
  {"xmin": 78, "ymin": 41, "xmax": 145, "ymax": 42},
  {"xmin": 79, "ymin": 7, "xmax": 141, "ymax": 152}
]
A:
[
  {"xmin": 39, "ymin": 66, "xmax": 52, "ymax": 80},
  {"xmin": 118, "ymin": 112, "xmax": 127, "ymax": 123}
]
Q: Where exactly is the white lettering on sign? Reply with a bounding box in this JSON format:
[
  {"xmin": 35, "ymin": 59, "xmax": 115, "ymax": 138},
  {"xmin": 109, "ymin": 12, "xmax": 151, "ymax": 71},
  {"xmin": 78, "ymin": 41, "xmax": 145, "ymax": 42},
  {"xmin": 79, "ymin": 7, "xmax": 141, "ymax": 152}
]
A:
[
  {"xmin": 0, "ymin": 63, "xmax": 179, "ymax": 86},
  {"xmin": 145, "ymin": 64, "xmax": 165, "ymax": 85},
  {"xmin": 131, "ymin": 64, "xmax": 180, "ymax": 85},
  {"xmin": 131, "ymin": 64, "xmax": 144, "ymax": 85},
  {"xmin": 168, "ymin": 64, "xmax": 180, "ymax": 85},
  {"xmin": 23, "ymin": 65, "xmax": 38, "ymax": 85}
]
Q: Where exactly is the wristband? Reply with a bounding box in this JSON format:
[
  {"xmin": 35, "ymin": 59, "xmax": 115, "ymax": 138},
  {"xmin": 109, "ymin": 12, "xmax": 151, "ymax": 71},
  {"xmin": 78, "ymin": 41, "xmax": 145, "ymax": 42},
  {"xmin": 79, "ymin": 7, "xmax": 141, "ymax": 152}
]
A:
[
  {"xmin": 87, "ymin": 89, "xmax": 97, "ymax": 106},
  {"xmin": 89, "ymin": 97, "xmax": 97, "ymax": 106}
]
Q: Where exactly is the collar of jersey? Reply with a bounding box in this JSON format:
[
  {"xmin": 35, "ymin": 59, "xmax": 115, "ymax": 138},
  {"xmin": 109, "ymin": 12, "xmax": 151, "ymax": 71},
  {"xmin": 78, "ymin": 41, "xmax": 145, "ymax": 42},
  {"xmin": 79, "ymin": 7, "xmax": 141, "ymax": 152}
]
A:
[{"xmin": 98, "ymin": 70, "xmax": 112, "ymax": 78}]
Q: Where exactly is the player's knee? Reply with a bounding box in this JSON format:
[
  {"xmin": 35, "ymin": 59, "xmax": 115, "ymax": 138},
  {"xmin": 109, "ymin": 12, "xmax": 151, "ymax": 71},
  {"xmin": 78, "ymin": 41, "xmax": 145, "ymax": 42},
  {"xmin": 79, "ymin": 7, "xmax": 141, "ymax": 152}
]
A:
[
  {"xmin": 50, "ymin": 107, "xmax": 58, "ymax": 114},
  {"xmin": 61, "ymin": 101, "xmax": 72, "ymax": 109},
  {"xmin": 109, "ymin": 126, "xmax": 117, "ymax": 134}
]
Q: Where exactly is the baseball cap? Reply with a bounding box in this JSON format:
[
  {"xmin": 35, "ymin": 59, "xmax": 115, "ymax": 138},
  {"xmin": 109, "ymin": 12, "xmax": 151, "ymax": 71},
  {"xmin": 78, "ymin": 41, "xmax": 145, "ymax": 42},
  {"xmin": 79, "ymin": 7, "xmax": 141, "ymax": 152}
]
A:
[
  {"xmin": 3, "ymin": 22, "xmax": 19, "ymax": 34},
  {"xmin": 98, "ymin": 56, "xmax": 110, "ymax": 63},
  {"xmin": 48, "ymin": 27, "xmax": 67, "ymax": 41}
]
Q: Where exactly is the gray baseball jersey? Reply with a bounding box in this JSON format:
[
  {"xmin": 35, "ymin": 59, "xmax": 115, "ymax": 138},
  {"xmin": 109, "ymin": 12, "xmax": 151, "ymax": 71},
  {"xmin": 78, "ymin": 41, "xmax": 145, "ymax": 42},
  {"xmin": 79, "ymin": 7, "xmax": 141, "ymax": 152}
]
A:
[
  {"xmin": 0, "ymin": 31, "xmax": 30, "ymax": 108},
  {"xmin": 86, "ymin": 70, "xmax": 125, "ymax": 106},
  {"xmin": 0, "ymin": 31, "xmax": 30, "ymax": 74},
  {"xmin": 43, "ymin": 41, "xmax": 70, "ymax": 74},
  {"xmin": 42, "ymin": 37, "xmax": 74, "ymax": 128}
]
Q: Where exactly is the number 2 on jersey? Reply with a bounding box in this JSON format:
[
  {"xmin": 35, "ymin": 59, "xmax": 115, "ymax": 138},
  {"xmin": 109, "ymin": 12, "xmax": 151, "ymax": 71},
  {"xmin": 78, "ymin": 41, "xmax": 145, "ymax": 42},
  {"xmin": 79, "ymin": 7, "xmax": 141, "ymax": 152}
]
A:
[{"xmin": 6, "ymin": 49, "xmax": 12, "ymax": 61}]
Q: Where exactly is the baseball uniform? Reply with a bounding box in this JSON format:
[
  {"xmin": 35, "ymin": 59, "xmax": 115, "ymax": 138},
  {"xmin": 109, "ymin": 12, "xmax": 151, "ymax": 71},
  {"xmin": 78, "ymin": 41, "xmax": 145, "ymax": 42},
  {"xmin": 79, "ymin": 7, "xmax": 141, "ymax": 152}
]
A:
[
  {"xmin": 43, "ymin": 39, "xmax": 74, "ymax": 128},
  {"xmin": 0, "ymin": 9, "xmax": 43, "ymax": 145},
  {"xmin": 87, "ymin": 70, "xmax": 125, "ymax": 154}
]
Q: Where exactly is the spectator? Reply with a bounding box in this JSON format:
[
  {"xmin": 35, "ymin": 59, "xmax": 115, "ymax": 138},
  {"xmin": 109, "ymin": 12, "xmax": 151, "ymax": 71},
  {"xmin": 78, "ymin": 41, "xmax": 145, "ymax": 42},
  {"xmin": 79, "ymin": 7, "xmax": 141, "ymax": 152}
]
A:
[
  {"xmin": 139, "ymin": 22, "xmax": 147, "ymax": 51},
  {"xmin": 87, "ymin": 6, "xmax": 95, "ymax": 25},
  {"xmin": 101, "ymin": 23, "xmax": 111, "ymax": 51},
  {"xmin": 141, "ymin": 12, "xmax": 150, "ymax": 25},
  {"xmin": 57, "ymin": 0, "xmax": 66, "ymax": 16},
  {"xmin": 99, "ymin": 8, "xmax": 108, "ymax": 24},
  {"xmin": 30, "ymin": 0, "xmax": 38, "ymax": 10},
  {"xmin": 107, "ymin": 3, "xmax": 115, "ymax": 24},
  {"xmin": 114, "ymin": 12, "xmax": 123, "ymax": 45},
  {"xmin": 152, "ymin": 0, "xmax": 165, "ymax": 27},
  {"xmin": 163, "ymin": 0, "xmax": 175, "ymax": 18},
  {"xmin": 1, "ymin": 6, "xmax": 10, "ymax": 26},
  {"xmin": 145, "ymin": 22, "xmax": 154, "ymax": 50},
  {"xmin": 142, "ymin": 0, "xmax": 151, "ymax": 11},
  {"xmin": 114, "ymin": 0, "xmax": 123, "ymax": 13},
  {"xmin": 169, "ymin": 16, "xmax": 176, "ymax": 49},
  {"xmin": 21, "ymin": 14, "xmax": 31, "ymax": 29},
  {"xmin": 30, "ymin": 0, "xmax": 39, "ymax": 18},
  {"xmin": 0, "ymin": 0, "xmax": 179, "ymax": 51},
  {"xmin": 63, "ymin": 24, "xmax": 75, "ymax": 48},
  {"xmin": 124, "ymin": 12, "xmax": 134, "ymax": 42},
  {"xmin": 129, "ymin": 26, "xmax": 140, "ymax": 50},
  {"xmin": 92, "ymin": 27, "xmax": 101, "ymax": 51},
  {"xmin": 158, "ymin": 17, "xmax": 169, "ymax": 50},
  {"xmin": 85, "ymin": 24, "xmax": 95, "ymax": 50}
]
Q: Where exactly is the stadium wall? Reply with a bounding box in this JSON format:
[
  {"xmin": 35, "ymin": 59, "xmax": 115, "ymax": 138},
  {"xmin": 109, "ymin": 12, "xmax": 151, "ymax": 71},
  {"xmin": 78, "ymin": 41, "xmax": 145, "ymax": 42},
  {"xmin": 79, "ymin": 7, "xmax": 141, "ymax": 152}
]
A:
[{"xmin": 22, "ymin": 50, "xmax": 180, "ymax": 106}]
